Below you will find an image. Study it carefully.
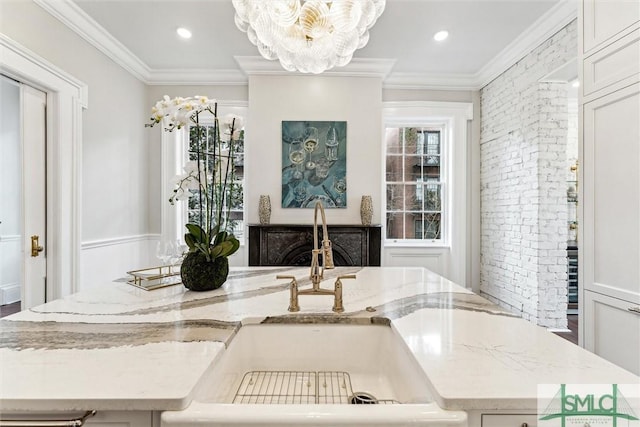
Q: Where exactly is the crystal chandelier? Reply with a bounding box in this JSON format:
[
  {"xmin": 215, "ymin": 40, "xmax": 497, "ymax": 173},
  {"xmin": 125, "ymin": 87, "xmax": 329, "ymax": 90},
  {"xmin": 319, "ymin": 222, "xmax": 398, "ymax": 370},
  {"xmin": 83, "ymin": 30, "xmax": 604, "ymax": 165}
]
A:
[{"xmin": 232, "ymin": 0, "xmax": 386, "ymax": 74}]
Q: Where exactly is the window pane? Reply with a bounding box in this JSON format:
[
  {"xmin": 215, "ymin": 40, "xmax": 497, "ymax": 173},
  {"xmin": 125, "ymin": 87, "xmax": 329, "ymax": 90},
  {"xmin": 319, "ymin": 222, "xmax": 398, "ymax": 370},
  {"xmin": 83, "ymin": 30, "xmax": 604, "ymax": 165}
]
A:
[
  {"xmin": 414, "ymin": 214, "xmax": 441, "ymax": 239},
  {"xmin": 385, "ymin": 128, "xmax": 402, "ymax": 154},
  {"xmin": 426, "ymin": 131, "xmax": 440, "ymax": 154},
  {"xmin": 385, "ymin": 125, "xmax": 444, "ymax": 243},
  {"xmin": 407, "ymin": 156, "xmax": 424, "ymax": 181},
  {"xmin": 386, "ymin": 155, "xmax": 403, "ymax": 181},
  {"xmin": 424, "ymin": 213, "xmax": 442, "ymax": 239},
  {"xmin": 386, "ymin": 212, "xmax": 404, "ymax": 239},
  {"xmin": 403, "ymin": 212, "xmax": 421, "ymax": 238},
  {"xmin": 186, "ymin": 123, "xmax": 245, "ymax": 241},
  {"xmin": 424, "ymin": 183, "xmax": 441, "ymax": 211},
  {"xmin": 405, "ymin": 183, "xmax": 421, "ymax": 211},
  {"xmin": 386, "ymin": 184, "xmax": 404, "ymax": 210},
  {"xmin": 403, "ymin": 128, "xmax": 420, "ymax": 155}
]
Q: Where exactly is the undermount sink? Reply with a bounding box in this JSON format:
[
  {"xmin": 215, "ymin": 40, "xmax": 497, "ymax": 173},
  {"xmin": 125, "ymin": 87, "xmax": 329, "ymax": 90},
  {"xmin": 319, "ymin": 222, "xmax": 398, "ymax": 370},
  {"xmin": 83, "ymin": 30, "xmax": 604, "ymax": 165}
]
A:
[{"xmin": 162, "ymin": 322, "xmax": 467, "ymax": 426}]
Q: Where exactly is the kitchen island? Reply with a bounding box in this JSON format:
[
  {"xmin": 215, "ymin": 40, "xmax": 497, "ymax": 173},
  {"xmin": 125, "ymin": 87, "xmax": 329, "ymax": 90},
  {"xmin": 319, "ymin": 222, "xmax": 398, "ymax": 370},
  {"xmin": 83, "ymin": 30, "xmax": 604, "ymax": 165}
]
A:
[{"xmin": 1, "ymin": 266, "xmax": 638, "ymax": 425}]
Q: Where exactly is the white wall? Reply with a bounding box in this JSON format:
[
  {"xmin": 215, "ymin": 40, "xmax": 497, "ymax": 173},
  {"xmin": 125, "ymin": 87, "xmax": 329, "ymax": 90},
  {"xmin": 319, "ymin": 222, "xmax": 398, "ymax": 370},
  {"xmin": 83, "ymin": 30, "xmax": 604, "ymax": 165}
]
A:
[
  {"xmin": 246, "ymin": 75, "xmax": 383, "ymax": 231},
  {"xmin": 146, "ymin": 81, "xmax": 478, "ymax": 280},
  {"xmin": 383, "ymin": 89, "xmax": 480, "ymax": 289},
  {"xmin": 0, "ymin": 1, "xmax": 154, "ymax": 289}
]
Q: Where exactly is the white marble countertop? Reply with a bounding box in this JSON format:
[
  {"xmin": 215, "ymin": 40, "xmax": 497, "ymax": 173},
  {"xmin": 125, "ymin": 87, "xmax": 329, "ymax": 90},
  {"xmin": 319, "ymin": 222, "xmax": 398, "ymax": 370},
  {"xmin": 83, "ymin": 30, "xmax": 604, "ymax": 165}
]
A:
[{"xmin": 1, "ymin": 266, "xmax": 638, "ymax": 413}]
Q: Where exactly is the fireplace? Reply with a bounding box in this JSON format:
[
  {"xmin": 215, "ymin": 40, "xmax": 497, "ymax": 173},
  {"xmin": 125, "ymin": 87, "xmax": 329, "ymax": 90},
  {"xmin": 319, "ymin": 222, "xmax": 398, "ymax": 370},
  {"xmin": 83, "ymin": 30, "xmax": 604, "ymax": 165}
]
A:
[{"xmin": 248, "ymin": 224, "xmax": 381, "ymax": 266}]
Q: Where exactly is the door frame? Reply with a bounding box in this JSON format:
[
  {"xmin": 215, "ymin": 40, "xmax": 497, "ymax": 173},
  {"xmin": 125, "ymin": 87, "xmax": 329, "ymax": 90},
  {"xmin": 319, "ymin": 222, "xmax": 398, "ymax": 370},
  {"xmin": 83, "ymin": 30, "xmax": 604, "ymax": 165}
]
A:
[{"xmin": 0, "ymin": 34, "xmax": 87, "ymax": 300}]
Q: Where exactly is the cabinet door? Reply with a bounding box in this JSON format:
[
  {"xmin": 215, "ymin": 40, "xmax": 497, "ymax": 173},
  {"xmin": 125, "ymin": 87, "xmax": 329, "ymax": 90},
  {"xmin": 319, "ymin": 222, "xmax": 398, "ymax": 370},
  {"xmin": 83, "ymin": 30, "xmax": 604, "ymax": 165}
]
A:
[
  {"xmin": 482, "ymin": 414, "xmax": 537, "ymax": 426},
  {"xmin": 85, "ymin": 411, "xmax": 155, "ymax": 427},
  {"xmin": 584, "ymin": 290, "xmax": 640, "ymax": 375},
  {"xmin": 582, "ymin": 83, "xmax": 640, "ymax": 304},
  {"xmin": 582, "ymin": 0, "xmax": 640, "ymax": 54},
  {"xmin": 0, "ymin": 411, "xmax": 155, "ymax": 427}
]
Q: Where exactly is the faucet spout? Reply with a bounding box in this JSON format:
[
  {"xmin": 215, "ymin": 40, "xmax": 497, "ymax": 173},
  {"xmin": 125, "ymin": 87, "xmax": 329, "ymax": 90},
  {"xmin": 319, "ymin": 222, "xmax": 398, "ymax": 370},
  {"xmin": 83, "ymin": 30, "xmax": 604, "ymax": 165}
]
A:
[
  {"xmin": 311, "ymin": 201, "xmax": 334, "ymax": 290},
  {"xmin": 276, "ymin": 203, "xmax": 355, "ymax": 312}
]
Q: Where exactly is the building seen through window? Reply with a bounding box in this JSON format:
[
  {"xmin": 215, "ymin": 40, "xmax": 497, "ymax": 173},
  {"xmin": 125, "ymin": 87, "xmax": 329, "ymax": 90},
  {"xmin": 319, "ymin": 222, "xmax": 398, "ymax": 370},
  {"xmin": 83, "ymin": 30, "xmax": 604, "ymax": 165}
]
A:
[
  {"xmin": 385, "ymin": 127, "xmax": 444, "ymax": 242},
  {"xmin": 187, "ymin": 124, "xmax": 245, "ymax": 242}
]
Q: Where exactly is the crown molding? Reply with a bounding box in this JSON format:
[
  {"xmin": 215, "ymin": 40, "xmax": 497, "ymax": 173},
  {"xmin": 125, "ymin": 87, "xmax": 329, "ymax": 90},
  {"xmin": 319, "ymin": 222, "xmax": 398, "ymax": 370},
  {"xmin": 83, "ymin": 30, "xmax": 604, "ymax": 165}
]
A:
[
  {"xmin": 146, "ymin": 69, "xmax": 248, "ymax": 85},
  {"xmin": 474, "ymin": 0, "xmax": 578, "ymax": 89},
  {"xmin": 383, "ymin": 72, "xmax": 478, "ymax": 91},
  {"xmin": 234, "ymin": 56, "xmax": 396, "ymax": 78},
  {"xmin": 383, "ymin": 0, "xmax": 578, "ymax": 91},
  {"xmin": 34, "ymin": 0, "xmax": 151, "ymax": 82},
  {"xmin": 35, "ymin": 0, "xmax": 576, "ymax": 89}
]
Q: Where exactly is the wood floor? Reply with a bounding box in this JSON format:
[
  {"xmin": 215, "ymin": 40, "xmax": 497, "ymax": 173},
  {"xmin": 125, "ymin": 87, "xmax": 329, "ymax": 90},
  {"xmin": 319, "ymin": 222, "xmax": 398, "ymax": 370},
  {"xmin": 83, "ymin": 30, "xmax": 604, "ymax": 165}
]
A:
[
  {"xmin": 0, "ymin": 301, "xmax": 21, "ymax": 319},
  {"xmin": 552, "ymin": 314, "xmax": 579, "ymax": 345}
]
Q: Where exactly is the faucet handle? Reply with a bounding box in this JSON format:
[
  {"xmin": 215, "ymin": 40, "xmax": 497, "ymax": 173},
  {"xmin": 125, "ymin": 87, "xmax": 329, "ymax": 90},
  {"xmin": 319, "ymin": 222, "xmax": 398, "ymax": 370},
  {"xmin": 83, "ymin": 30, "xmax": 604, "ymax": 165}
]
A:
[
  {"xmin": 277, "ymin": 275, "xmax": 300, "ymax": 312},
  {"xmin": 333, "ymin": 274, "xmax": 355, "ymax": 313}
]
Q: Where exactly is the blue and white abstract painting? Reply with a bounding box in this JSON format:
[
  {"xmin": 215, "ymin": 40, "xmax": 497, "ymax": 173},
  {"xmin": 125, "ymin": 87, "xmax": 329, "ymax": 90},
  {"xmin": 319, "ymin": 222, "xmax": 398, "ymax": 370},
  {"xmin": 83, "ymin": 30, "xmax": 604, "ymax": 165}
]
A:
[{"xmin": 281, "ymin": 120, "xmax": 347, "ymax": 208}]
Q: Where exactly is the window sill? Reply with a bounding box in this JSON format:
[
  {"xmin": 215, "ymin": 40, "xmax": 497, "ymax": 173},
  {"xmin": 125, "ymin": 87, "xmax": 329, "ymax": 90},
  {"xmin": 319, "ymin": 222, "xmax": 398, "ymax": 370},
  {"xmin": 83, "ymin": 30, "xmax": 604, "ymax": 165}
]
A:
[{"xmin": 384, "ymin": 240, "xmax": 449, "ymax": 249}]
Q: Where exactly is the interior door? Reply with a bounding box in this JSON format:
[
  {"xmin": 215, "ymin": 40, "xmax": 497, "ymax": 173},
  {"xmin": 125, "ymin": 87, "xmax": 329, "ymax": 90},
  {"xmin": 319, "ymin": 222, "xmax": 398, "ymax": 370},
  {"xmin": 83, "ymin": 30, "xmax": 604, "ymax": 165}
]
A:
[
  {"xmin": 21, "ymin": 83, "xmax": 47, "ymax": 309},
  {"xmin": 0, "ymin": 75, "xmax": 47, "ymax": 311}
]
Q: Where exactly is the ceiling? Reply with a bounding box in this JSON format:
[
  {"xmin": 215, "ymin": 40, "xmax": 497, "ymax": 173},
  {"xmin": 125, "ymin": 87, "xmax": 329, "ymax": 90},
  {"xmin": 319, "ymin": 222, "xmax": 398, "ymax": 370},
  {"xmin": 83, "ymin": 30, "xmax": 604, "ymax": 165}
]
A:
[{"xmin": 40, "ymin": 0, "xmax": 577, "ymax": 89}]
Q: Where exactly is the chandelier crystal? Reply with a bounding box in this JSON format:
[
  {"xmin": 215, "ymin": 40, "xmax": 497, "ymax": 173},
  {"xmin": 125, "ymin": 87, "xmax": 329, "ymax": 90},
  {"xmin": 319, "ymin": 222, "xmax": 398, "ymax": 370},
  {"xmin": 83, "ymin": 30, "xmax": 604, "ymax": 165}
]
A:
[{"xmin": 232, "ymin": 0, "xmax": 386, "ymax": 74}]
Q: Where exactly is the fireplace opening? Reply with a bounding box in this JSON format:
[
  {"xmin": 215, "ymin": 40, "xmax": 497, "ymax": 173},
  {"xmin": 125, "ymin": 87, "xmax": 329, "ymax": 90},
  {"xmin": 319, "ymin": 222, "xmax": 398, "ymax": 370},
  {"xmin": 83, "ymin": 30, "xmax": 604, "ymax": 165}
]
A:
[
  {"xmin": 249, "ymin": 225, "xmax": 381, "ymax": 267},
  {"xmin": 275, "ymin": 243, "xmax": 354, "ymax": 266}
]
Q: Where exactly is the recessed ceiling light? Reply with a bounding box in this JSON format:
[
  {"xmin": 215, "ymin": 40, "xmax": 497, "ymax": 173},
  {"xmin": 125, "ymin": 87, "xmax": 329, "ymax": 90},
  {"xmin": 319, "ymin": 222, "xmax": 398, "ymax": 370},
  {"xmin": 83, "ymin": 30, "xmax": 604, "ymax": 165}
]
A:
[
  {"xmin": 433, "ymin": 30, "xmax": 449, "ymax": 42},
  {"xmin": 177, "ymin": 27, "xmax": 192, "ymax": 39},
  {"xmin": 572, "ymin": 80, "xmax": 580, "ymax": 88}
]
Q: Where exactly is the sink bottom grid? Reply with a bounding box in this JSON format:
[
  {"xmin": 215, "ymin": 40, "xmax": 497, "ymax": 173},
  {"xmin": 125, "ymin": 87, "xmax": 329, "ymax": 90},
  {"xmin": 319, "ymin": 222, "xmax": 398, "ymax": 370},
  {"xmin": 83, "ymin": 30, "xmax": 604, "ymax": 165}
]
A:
[{"xmin": 232, "ymin": 371, "xmax": 398, "ymax": 405}]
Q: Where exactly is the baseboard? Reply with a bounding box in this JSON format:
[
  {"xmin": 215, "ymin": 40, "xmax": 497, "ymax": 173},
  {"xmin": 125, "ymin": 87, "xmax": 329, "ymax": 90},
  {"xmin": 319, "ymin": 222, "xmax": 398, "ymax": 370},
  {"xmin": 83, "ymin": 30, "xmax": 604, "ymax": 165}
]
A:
[
  {"xmin": 547, "ymin": 328, "xmax": 572, "ymax": 333},
  {"xmin": 0, "ymin": 283, "xmax": 21, "ymax": 305}
]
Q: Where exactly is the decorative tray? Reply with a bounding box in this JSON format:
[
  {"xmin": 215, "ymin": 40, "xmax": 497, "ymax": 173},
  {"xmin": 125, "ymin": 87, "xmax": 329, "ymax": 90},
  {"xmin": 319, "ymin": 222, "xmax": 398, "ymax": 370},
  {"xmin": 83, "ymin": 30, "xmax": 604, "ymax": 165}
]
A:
[{"xmin": 126, "ymin": 265, "xmax": 182, "ymax": 291}]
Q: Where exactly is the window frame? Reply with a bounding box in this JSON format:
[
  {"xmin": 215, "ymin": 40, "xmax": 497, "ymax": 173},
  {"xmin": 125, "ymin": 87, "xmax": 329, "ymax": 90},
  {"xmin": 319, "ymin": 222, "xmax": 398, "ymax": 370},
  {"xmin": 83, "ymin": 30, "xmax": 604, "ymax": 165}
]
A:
[
  {"xmin": 384, "ymin": 121, "xmax": 450, "ymax": 247},
  {"xmin": 182, "ymin": 120, "xmax": 245, "ymax": 243},
  {"xmin": 161, "ymin": 102, "xmax": 247, "ymax": 246}
]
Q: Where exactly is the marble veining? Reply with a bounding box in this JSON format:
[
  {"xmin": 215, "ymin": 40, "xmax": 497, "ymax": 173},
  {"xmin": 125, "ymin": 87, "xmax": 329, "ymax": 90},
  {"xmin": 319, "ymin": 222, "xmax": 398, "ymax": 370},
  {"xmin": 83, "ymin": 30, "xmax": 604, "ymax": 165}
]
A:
[
  {"xmin": 354, "ymin": 291, "xmax": 518, "ymax": 320},
  {"xmin": 1, "ymin": 266, "xmax": 638, "ymax": 413},
  {"xmin": 0, "ymin": 319, "xmax": 238, "ymax": 350}
]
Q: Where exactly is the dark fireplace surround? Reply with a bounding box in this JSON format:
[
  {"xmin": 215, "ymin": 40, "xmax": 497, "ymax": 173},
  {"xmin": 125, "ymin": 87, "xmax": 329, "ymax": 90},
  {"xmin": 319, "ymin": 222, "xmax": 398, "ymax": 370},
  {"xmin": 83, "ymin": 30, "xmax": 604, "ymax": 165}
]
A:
[{"xmin": 248, "ymin": 224, "xmax": 381, "ymax": 267}]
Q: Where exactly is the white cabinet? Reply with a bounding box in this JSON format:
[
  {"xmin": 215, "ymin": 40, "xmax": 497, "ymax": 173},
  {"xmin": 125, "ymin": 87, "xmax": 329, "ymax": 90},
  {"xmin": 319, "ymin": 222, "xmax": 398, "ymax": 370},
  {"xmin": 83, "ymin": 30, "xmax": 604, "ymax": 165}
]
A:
[
  {"xmin": 580, "ymin": 0, "xmax": 640, "ymax": 375},
  {"xmin": 0, "ymin": 411, "xmax": 157, "ymax": 427},
  {"xmin": 584, "ymin": 290, "xmax": 640, "ymax": 374},
  {"xmin": 481, "ymin": 414, "xmax": 537, "ymax": 426},
  {"xmin": 582, "ymin": 0, "xmax": 640, "ymax": 53}
]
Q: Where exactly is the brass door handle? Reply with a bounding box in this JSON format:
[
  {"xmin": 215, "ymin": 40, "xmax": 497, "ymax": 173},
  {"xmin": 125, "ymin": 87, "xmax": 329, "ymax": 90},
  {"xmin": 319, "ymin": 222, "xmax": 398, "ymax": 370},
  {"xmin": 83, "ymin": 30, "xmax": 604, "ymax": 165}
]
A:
[{"xmin": 31, "ymin": 235, "xmax": 44, "ymax": 257}]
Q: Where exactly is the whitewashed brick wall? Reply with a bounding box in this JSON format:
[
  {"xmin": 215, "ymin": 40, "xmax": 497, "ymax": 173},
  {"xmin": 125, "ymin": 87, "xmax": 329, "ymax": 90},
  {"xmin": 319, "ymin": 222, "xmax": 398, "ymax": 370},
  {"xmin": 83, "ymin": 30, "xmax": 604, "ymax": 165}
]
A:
[{"xmin": 480, "ymin": 21, "xmax": 577, "ymax": 328}]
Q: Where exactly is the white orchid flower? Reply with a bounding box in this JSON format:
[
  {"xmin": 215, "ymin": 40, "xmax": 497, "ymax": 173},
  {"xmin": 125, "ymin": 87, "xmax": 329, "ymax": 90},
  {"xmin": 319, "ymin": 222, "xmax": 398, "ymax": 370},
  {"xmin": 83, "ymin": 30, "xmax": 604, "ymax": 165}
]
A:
[
  {"xmin": 220, "ymin": 114, "xmax": 244, "ymax": 141},
  {"xmin": 183, "ymin": 160, "xmax": 205, "ymax": 174},
  {"xmin": 195, "ymin": 96, "xmax": 212, "ymax": 107},
  {"xmin": 170, "ymin": 173, "xmax": 187, "ymax": 186},
  {"xmin": 222, "ymin": 114, "xmax": 244, "ymax": 130},
  {"xmin": 185, "ymin": 177, "xmax": 202, "ymax": 191},
  {"xmin": 174, "ymin": 187, "xmax": 191, "ymax": 201}
]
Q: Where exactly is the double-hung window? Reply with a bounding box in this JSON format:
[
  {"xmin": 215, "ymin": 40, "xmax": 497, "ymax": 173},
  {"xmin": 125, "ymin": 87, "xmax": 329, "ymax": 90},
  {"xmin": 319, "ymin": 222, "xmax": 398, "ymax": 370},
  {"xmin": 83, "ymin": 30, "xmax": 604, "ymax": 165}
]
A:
[
  {"xmin": 185, "ymin": 124, "xmax": 245, "ymax": 242},
  {"xmin": 385, "ymin": 125, "xmax": 446, "ymax": 244}
]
